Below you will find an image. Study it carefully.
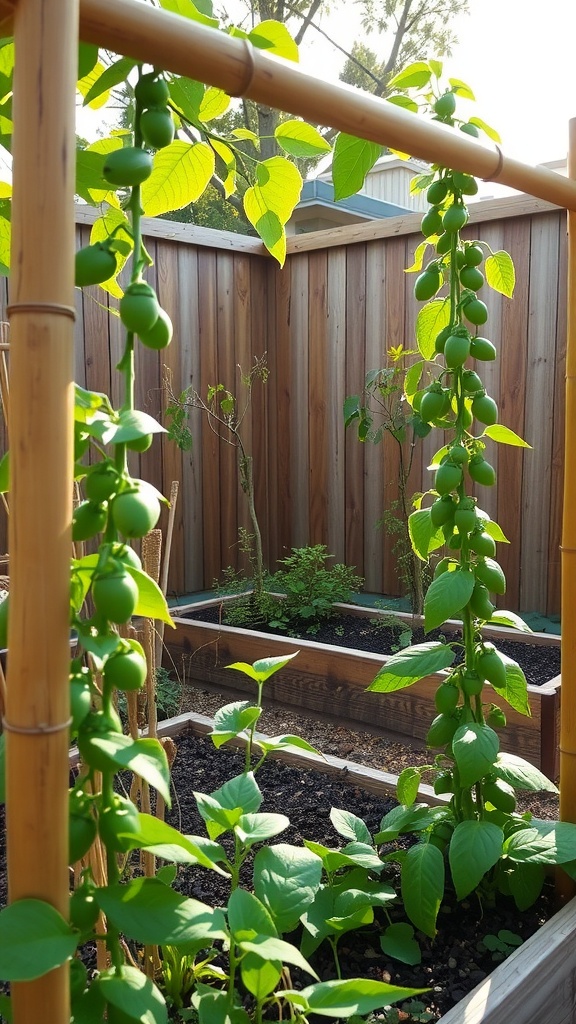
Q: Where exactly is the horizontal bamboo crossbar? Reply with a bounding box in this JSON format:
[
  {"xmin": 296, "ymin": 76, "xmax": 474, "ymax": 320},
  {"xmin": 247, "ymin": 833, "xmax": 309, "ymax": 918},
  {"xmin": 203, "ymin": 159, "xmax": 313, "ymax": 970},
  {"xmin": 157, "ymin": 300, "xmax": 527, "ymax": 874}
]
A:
[{"xmin": 0, "ymin": 0, "xmax": 572, "ymax": 212}]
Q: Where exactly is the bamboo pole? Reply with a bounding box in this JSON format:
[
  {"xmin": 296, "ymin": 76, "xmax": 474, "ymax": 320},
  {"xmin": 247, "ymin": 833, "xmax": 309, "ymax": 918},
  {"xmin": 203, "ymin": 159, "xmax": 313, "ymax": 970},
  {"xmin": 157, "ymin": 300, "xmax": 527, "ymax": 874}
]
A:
[
  {"xmin": 6, "ymin": 0, "xmax": 77, "ymax": 1020},
  {"xmin": 0, "ymin": 0, "xmax": 573, "ymax": 210},
  {"xmin": 559, "ymin": 119, "xmax": 576, "ymax": 847}
]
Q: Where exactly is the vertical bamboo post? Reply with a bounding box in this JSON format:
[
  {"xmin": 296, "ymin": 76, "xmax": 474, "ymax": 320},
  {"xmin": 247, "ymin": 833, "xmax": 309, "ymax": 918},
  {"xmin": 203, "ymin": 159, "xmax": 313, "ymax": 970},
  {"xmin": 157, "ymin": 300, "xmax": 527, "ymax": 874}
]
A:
[
  {"xmin": 559, "ymin": 120, "xmax": 576, "ymax": 855},
  {"xmin": 6, "ymin": 0, "xmax": 77, "ymax": 1019}
]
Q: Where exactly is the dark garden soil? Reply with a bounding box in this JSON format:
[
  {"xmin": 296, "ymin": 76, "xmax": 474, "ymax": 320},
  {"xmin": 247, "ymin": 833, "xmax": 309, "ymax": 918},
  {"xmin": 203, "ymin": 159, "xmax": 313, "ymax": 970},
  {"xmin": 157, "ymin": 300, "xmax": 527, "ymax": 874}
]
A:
[
  {"xmin": 185, "ymin": 605, "xmax": 561, "ymax": 689},
  {"xmin": 162, "ymin": 730, "xmax": 555, "ymax": 1022}
]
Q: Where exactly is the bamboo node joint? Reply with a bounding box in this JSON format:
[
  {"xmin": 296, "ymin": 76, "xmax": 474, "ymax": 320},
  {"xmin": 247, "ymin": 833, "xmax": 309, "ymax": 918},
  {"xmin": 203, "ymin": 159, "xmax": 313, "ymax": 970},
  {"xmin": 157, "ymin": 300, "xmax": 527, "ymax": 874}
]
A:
[
  {"xmin": 482, "ymin": 145, "xmax": 504, "ymax": 183},
  {"xmin": 229, "ymin": 39, "xmax": 256, "ymax": 99},
  {"xmin": 2, "ymin": 716, "xmax": 73, "ymax": 735},
  {"xmin": 7, "ymin": 302, "xmax": 76, "ymax": 321}
]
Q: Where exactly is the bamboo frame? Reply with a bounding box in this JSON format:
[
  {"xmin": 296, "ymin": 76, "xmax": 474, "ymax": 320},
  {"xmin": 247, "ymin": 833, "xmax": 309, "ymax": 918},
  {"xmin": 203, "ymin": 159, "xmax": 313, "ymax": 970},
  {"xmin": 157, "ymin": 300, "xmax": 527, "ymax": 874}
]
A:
[
  {"xmin": 5, "ymin": 0, "xmax": 576, "ymax": 1019},
  {"xmin": 6, "ymin": 0, "xmax": 77, "ymax": 1020}
]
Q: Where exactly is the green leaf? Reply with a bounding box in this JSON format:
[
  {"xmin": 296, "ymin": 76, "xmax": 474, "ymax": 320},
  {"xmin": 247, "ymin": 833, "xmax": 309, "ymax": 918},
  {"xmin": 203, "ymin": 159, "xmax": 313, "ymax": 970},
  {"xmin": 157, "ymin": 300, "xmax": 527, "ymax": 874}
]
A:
[
  {"xmin": 254, "ymin": 843, "xmax": 322, "ymax": 933},
  {"xmin": 483, "ymin": 424, "xmax": 530, "ymax": 447},
  {"xmin": 388, "ymin": 62, "xmax": 432, "ymax": 90},
  {"xmin": 452, "ymin": 723, "xmax": 499, "ymax": 788},
  {"xmin": 226, "ymin": 653, "xmax": 297, "ymax": 684},
  {"xmin": 449, "ymin": 820, "xmax": 503, "ymax": 899},
  {"xmin": 240, "ymin": 935, "xmax": 317, "ymax": 979},
  {"xmin": 369, "ymin": 642, "xmax": 455, "ymax": 693},
  {"xmin": 228, "ymin": 887, "xmax": 276, "ymax": 938},
  {"xmin": 243, "ymin": 156, "xmax": 302, "ymax": 265},
  {"xmin": 404, "ymin": 360, "xmax": 423, "ymax": 398},
  {"xmin": 415, "ymin": 298, "xmax": 451, "ymax": 360},
  {"xmin": 396, "ymin": 766, "xmax": 431, "ymax": 807},
  {"xmin": 505, "ymin": 820, "xmax": 576, "ymax": 864},
  {"xmin": 130, "ymin": 813, "xmax": 227, "ymax": 871},
  {"xmin": 255, "ymin": 734, "xmax": 321, "ymax": 757},
  {"xmin": 401, "ymin": 843, "xmax": 444, "ymax": 937},
  {"xmin": 375, "ymin": 804, "xmax": 445, "ymax": 844},
  {"xmin": 343, "ymin": 394, "xmax": 360, "ymax": 428},
  {"xmin": 124, "ymin": 566, "xmax": 174, "ymax": 626},
  {"xmin": 495, "ymin": 652, "xmax": 530, "ymax": 716},
  {"xmin": 199, "ymin": 86, "xmax": 230, "ymax": 122},
  {"xmin": 448, "ymin": 77, "xmax": 475, "ymax": 100},
  {"xmin": 469, "ymin": 116, "xmax": 502, "ymax": 143},
  {"xmin": 158, "ymin": 0, "xmax": 218, "ymax": 26},
  {"xmin": 0, "ymin": 451, "xmax": 8, "ymax": 493},
  {"xmin": 488, "ymin": 609, "xmax": 532, "ymax": 631},
  {"xmin": 97, "ymin": 878, "xmax": 227, "ymax": 946},
  {"xmin": 507, "ymin": 861, "xmax": 546, "ymax": 911},
  {"xmin": 236, "ymin": 812, "xmax": 290, "ymax": 848},
  {"xmin": 405, "ymin": 241, "xmax": 429, "ymax": 273},
  {"xmin": 83, "ymin": 57, "xmax": 136, "ymax": 106},
  {"xmin": 99, "ymin": 965, "xmax": 167, "ymax": 1024},
  {"xmin": 332, "ymin": 133, "xmax": 383, "ymax": 201},
  {"xmin": 482, "ymin": 519, "xmax": 510, "ymax": 544},
  {"xmin": 0, "ymin": 900, "xmax": 77, "ymax": 981},
  {"xmin": 78, "ymin": 42, "xmax": 99, "ymax": 80},
  {"xmin": 169, "ymin": 77, "xmax": 204, "ymax": 122},
  {"xmin": 0, "ymin": 212, "xmax": 10, "ymax": 275},
  {"xmin": 207, "ymin": 771, "xmax": 262, "ymax": 816},
  {"xmin": 88, "ymin": 735, "xmax": 171, "ymax": 803},
  {"xmin": 210, "ymin": 700, "xmax": 261, "ymax": 747},
  {"xmin": 424, "ymin": 570, "xmax": 475, "ymax": 632},
  {"xmin": 275, "ymin": 120, "xmax": 331, "ymax": 158},
  {"xmin": 494, "ymin": 752, "xmax": 558, "ymax": 793},
  {"xmin": 330, "ymin": 808, "xmax": 372, "ymax": 845},
  {"xmin": 485, "ymin": 251, "xmax": 515, "ymax": 298},
  {"xmin": 284, "ymin": 978, "xmax": 425, "ymax": 1017},
  {"xmin": 142, "ymin": 141, "xmax": 215, "ymax": 217},
  {"xmin": 0, "ymin": 733, "xmax": 4, "ymax": 803},
  {"xmin": 380, "ymin": 922, "xmax": 421, "ymax": 966},
  {"xmin": 387, "ymin": 93, "xmax": 419, "ymax": 114},
  {"xmin": 108, "ymin": 409, "xmax": 166, "ymax": 443},
  {"xmin": 409, "ymin": 508, "xmax": 445, "ymax": 561},
  {"xmin": 249, "ymin": 20, "xmax": 298, "ymax": 61},
  {"xmin": 211, "ymin": 138, "xmax": 236, "ymax": 196},
  {"xmin": 0, "ymin": 993, "xmax": 11, "ymax": 1022}
]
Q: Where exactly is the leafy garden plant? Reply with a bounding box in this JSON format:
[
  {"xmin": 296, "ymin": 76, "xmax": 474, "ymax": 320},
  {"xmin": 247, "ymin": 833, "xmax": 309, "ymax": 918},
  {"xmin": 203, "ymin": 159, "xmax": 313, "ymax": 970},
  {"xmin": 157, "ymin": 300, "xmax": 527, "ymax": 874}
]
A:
[
  {"xmin": 0, "ymin": 49, "xmax": 420, "ymax": 1024},
  {"xmin": 360, "ymin": 61, "xmax": 576, "ymax": 937}
]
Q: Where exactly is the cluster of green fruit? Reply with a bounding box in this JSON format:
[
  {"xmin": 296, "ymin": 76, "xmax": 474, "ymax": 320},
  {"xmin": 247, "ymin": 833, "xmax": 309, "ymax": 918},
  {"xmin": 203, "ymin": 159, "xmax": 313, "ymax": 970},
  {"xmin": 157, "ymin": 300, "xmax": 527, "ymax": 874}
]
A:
[{"xmin": 75, "ymin": 73, "xmax": 174, "ymax": 350}]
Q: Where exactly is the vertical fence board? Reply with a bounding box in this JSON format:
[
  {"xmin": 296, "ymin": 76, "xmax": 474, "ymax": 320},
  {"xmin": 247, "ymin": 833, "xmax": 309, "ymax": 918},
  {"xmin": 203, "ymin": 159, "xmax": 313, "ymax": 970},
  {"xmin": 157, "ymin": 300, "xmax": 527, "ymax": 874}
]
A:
[
  {"xmin": 308, "ymin": 250, "xmax": 329, "ymax": 546},
  {"xmin": 345, "ymin": 245, "xmax": 367, "ymax": 575},
  {"xmin": 363, "ymin": 241, "xmax": 386, "ymax": 593},
  {"xmin": 290, "ymin": 255, "xmax": 310, "ymax": 547},
  {"xmin": 327, "ymin": 248, "xmax": 347, "ymax": 564}
]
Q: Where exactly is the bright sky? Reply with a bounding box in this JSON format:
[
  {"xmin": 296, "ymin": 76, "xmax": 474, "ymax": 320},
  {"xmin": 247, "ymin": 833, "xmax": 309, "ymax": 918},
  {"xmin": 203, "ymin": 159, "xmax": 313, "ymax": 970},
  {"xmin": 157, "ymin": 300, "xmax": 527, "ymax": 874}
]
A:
[
  {"xmin": 294, "ymin": 0, "xmax": 574, "ymax": 169},
  {"xmin": 79, "ymin": 0, "xmax": 575, "ymax": 188}
]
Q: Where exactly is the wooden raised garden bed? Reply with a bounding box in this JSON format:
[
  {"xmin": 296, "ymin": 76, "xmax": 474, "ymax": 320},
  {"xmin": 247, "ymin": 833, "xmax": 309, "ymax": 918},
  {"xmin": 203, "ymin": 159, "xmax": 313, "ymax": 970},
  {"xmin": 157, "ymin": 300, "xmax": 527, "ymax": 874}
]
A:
[
  {"xmin": 163, "ymin": 600, "xmax": 562, "ymax": 779},
  {"xmin": 133, "ymin": 710, "xmax": 576, "ymax": 1024}
]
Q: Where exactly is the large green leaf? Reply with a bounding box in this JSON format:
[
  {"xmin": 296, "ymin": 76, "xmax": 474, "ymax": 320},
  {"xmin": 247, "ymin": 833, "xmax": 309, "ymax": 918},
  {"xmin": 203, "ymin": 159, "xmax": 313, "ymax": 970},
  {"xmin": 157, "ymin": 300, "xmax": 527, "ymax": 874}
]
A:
[
  {"xmin": 210, "ymin": 700, "xmax": 261, "ymax": 747},
  {"xmin": 199, "ymin": 86, "xmax": 230, "ymax": 122},
  {"xmin": 226, "ymin": 653, "xmax": 297, "ymax": 684},
  {"xmin": 368, "ymin": 642, "xmax": 455, "ymax": 693},
  {"xmin": 125, "ymin": 566, "xmax": 174, "ymax": 626},
  {"xmin": 488, "ymin": 610, "xmax": 532, "ymax": 631},
  {"xmin": 87, "ymin": 735, "xmax": 171, "ymax": 803},
  {"xmin": 452, "ymin": 723, "xmax": 499, "ymax": 788},
  {"xmin": 409, "ymin": 508, "xmax": 445, "ymax": 561},
  {"xmin": 284, "ymin": 978, "xmax": 426, "ymax": 1017},
  {"xmin": 483, "ymin": 424, "xmax": 530, "ymax": 447},
  {"xmin": 236, "ymin": 812, "xmax": 290, "ymax": 848},
  {"xmin": 243, "ymin": 156, "xmax": 302, "ymax": 265},
  {"xmin": 449, "ymin": 820, "xmax": 503, "ymax": 899},
  {"xmin": 332, "ymin": 133, "xmax": 383, "ymax": 201},
  {"xmin": 254, "ymin": 843, "xmax": 322, "ymax": 932},
  {"xmin": 330, "ymin": 808, "xmax": 372, "ymax": 845},
  {"xmin": 158, "ymin": 0, "xmax": 218, "ymax": 26},
  {"xmin": 249, "ymin": 20, "xmax": 298, "ymax": 61},
  {"xmin": 401, "ymin": 843, "xmax": 444, "ymax": 937},
  {"xmin": 485, "ymin": 250, "xmax": 515, "ymax": 297},
  {"xmin": 388, "ymin": 61, "xmax": 432, "ymax": 90},
  {"xmin": 130, "ymin": 813, "xmax": 227, "ymax": 871},
  {"xmin": 424, "ymin": 569, "xmax": 475, "ymax": 632},
  {"xmin": 415, "ymin": 299, "xmax": 450, "ymax": 360},
  {"xmin": 97, "ymin": 878, "xmax": 227, "ymax": 946},
  {"xmin": 83, "ymin": 57, "xmax": 136, "ymax": 106},
  {"xmin": 98, "ymin": 965, "xmax": 167, "ymax": 1024},
  {"xmin": 507, "ymin": 861, "xmax": 546, "ymax": 911},
  {"xmin": 142, "ymin": 141, "xmax": 215, "ymax": 217},
  {"xmin": 494, "ymin": 752, "xmax": 558, "ymax": 793},
  {"xmin": 380, "ymin": 922, "xmax": 421, "ymax": 966},
  {"xmin": 275, "ymin": 120, "xmax": 331, "ymax": 158},
  {"xmin": 0, "ymin": 900, "xmax": 77, "ymax": 981},
  {"xmin": 505, "ymin": 820, "xmax": 576, "ymax": 864},
  {"xmin": 495, "ymin": 652, "xmax": 530, "ymax": 716},
  {"xmin": 169, "ymin": 77, "xmax": 204, "ymax": 122}
]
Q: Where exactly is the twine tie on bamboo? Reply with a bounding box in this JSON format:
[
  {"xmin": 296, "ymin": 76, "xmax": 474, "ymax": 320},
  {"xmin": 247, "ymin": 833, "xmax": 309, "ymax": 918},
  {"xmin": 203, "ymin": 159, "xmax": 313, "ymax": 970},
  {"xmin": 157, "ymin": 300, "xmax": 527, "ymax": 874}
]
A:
[
  {"xmin": 482, "ymin": 145, "xmax": 504, "ymax": 183},
  {"xmin": 2, "ymin": 716, "xmax": 72, "ymax": 734},
  {"xmin": 6, "ymin": 301, "xmax": 77, "ymax": 320},
  {"xmin": 228, "ymin": 37, "xmax": 256, "ymax": 99}
]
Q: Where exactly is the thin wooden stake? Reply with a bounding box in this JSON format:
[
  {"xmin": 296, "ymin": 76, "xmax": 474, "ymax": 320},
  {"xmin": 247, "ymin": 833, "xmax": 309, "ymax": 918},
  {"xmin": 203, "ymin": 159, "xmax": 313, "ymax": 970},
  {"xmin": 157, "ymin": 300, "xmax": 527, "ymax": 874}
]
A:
[
  {"xmin": 155, "ymin": 481, "xmax": 179, "ymax": 671},
  {"xmin": 7, "ymin": 0, "xmax": 77, "ymax": 1021},
  {"xmin": 558, "ymin": 119, "xmax": 576, "ymax": 901}
]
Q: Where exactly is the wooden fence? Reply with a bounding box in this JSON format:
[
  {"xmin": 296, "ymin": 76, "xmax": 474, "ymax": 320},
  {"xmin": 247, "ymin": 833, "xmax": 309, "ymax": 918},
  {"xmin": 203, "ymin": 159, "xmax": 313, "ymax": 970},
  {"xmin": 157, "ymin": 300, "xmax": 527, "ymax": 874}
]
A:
[{"xmin": 0, "ymin": 194, "xmax": 566, "ymax": 615}]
